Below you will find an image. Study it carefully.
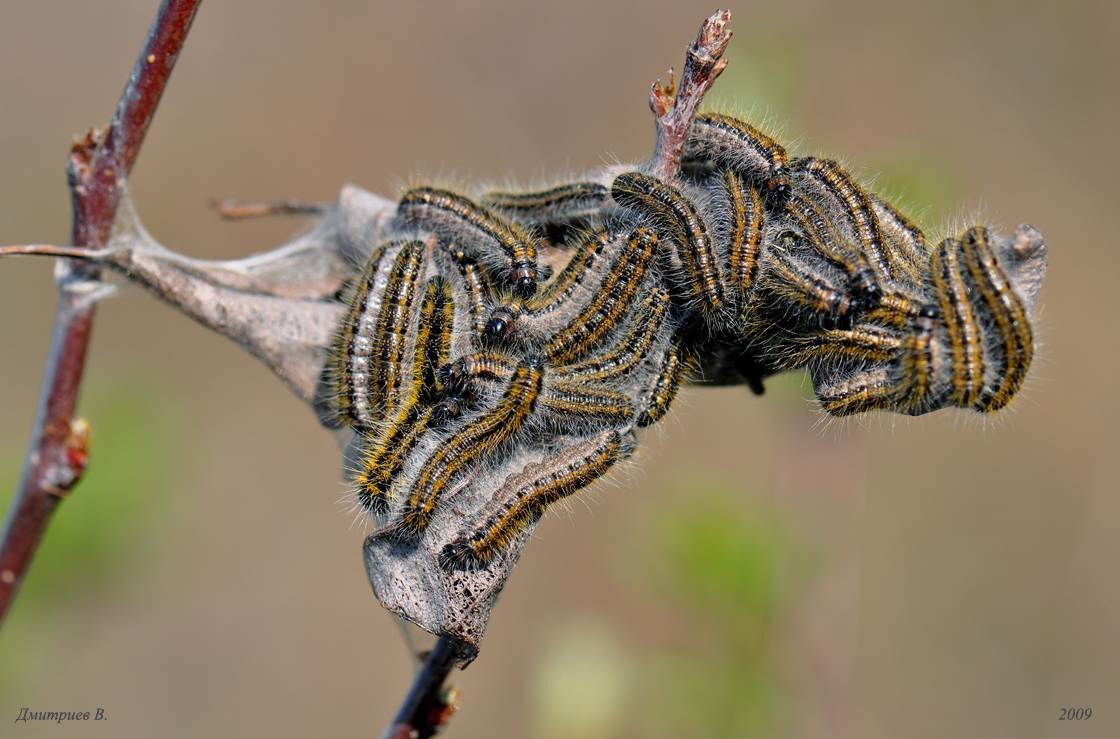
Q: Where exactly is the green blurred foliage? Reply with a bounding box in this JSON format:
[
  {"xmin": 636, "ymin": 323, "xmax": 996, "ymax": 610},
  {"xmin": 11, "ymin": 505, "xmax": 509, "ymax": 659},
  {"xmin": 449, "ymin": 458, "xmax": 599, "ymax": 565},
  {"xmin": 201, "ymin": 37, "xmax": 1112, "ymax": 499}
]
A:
[
  {"xmin": 646, "ymin": 488, "xmax": 787, "ymax": 630},
  {"xmin": 530, "ymin": 476, "xmax": 798, "ymax": 739},
  {"xmin": 633, "ymin": 477, "xmax": 793, "ymax": 738},
  {"xmin": 0, "ymin": 379, "xmax": 181, "ymax": 692},
  {"xmin": 530, "ymin": 618, "xmax": 630, "ymax": 739}
]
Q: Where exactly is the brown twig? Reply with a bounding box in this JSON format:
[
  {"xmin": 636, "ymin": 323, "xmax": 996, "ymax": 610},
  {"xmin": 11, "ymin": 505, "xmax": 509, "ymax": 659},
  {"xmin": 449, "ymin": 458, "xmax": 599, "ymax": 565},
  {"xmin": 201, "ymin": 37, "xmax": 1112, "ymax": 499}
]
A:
[
  {"xmin": 211, "ymin": 197, "xmax": 329, "ymax": 220},
  {"xmin": 0, "ymin": 244, "xmax": 112, "ymax": 260},
  {"xmin": 0, "ymin": 0, "xmax": 203, "ymax": 625},
  {"xmin": 381, "ymin": 635, "xmax": 464, "ymax": 739},
  {"xmin": 647, "ymin": 9, "xmax": 733, "ymax": 181}
]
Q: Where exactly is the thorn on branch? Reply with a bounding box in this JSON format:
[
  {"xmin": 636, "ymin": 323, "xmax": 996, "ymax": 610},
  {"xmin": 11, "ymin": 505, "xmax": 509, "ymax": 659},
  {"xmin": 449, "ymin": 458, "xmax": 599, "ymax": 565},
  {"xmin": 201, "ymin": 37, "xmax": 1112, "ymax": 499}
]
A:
[
  {"xmin": 68, "ymin": 128, "xmax": 106, "ymax": 170},
  {"xmin": 649, "ymin": 67, "xmax": 677, "ymax": 118},
  {"xmin": 44, "ymin": 418, "xmax": 91, "ymax": 497},
  {"xmin": 647, "ymin": 8, "xmax": 733, "ymax": 182}
]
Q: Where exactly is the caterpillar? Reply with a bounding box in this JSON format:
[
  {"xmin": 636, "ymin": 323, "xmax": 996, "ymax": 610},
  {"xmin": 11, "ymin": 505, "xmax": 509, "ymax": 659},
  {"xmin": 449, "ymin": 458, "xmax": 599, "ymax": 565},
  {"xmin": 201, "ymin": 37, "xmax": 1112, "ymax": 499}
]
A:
[{"xmin": 322, "ymin": 119, "xmax": 1047, "ymax": 566}]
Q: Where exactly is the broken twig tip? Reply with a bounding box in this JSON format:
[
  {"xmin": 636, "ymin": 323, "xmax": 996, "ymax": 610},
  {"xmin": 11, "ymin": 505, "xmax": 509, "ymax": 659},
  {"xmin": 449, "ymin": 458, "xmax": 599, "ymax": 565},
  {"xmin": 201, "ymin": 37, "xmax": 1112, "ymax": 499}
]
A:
[
  {"xmin": 646, "ymin": 8, "xmax": 734, "ymax": 181},
  {"xmin": 695, "ymin": 9, "xmax": 734, "ymax": 59},
  {"xmin": 648, "ymin": 67, "xmax": 677, "ymax": 117}
]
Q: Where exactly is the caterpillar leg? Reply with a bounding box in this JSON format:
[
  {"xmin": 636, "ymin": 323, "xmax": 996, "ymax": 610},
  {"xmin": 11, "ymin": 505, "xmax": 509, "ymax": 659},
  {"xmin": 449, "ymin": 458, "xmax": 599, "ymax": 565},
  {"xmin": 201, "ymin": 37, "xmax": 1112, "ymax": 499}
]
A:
[{"xmin": 440, "ymin": 430, "xmax": 634, "ymax": 570}]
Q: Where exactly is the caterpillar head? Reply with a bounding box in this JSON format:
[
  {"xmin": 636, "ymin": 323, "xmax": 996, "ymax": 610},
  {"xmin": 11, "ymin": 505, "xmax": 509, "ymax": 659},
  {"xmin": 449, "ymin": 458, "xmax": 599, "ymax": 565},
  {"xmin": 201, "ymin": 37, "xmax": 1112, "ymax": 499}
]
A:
[{"xmin": 811, "ymin": 224, "xmax": 1048, "ymax": 416}]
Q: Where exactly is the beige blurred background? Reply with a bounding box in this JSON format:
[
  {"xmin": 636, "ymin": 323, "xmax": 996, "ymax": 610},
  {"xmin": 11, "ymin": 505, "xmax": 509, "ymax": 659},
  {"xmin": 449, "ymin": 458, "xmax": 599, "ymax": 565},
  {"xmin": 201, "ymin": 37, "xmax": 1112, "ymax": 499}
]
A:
[{"xmin": 0, "ymin": 1, "xmax": 1116, "ymax": 737}]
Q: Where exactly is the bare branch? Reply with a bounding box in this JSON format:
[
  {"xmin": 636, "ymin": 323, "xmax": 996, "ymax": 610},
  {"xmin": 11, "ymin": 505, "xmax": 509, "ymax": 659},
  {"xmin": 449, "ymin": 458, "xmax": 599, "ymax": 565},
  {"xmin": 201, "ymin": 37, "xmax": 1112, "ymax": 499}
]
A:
[
  {"xmin": 381, "ymin": 635, "xmax": 465, "ymax": 739},
  {"xmin": 211, "ymin": 197, "xmax": 330, "ymax": 220},
  {"xmin": 647, "ymin": 9, "xmax": 732, "ymax": 181},
  {"xmin": 0, "ymin": 0, "xmax": 203, "ymax": 625},
  {"xmin": 0, "ymin": 244, "xmax": 113, "ymax": 260}
]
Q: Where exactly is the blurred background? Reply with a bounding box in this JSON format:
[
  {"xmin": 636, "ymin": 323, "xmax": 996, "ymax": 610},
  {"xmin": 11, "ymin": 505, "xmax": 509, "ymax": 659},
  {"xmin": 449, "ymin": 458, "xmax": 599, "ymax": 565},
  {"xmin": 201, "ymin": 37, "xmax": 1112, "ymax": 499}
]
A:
[{"xmin": 0, "ymin": 1, "xmax": 1115, "ymax": 737}]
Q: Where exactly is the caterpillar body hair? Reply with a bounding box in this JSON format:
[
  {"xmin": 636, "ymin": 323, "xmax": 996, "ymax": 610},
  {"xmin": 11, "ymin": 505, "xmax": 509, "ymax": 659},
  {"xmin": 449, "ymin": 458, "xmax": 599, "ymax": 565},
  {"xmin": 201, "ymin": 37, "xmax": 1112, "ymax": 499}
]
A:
[
  {"xmin": 684, "ymin": 112, "xmax": 791, "ymax": 196},
  {"xmin": 396, "ymin": 187, "xmax": 541, "ymax": 298},
  {"xmin": 397, "ymin": 360, "xmax": 544, "ymax": 536},
  {"xmin": 610, "ymin": 172, "xmax": 728, "ymax": 322},
  {"xmin": 716, "ymin": 170, "xmax": 765, "ymax": 304},
  {"xmin": 440, "ymin": 430, "xmax": 629, "ymax": 571},
  {"xmin": 544, "ymin": 228, "xmax": 659, "ymax": 364},
  {"xmin": 483, "ymin": 182, "xmax": 610, "ymax": 225}
]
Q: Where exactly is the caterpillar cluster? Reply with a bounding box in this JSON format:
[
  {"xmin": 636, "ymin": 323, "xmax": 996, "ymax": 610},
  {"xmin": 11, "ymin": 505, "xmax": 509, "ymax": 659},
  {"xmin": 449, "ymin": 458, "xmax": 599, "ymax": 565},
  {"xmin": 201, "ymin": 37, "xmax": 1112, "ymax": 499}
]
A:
[{"xmin": 322, "ymin": 112, "xmax": 1046, "ymax": 571}]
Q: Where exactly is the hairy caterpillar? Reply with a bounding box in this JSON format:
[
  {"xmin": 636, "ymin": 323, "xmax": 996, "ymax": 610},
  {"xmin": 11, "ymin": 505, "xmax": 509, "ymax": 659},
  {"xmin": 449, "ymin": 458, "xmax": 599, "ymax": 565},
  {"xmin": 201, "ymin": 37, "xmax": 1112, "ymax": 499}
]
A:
[{"xmin": 323, "ymin": 112, "xmax": 1048, "ymax": 572}]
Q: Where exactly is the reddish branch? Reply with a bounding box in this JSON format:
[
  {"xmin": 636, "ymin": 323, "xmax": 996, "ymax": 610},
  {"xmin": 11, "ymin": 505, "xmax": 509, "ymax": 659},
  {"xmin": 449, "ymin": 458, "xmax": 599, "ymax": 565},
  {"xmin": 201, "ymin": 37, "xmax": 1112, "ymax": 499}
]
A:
[
  {"xmin": 647, "ymin": 9, "xmax": 732, "ymax": 181},
  {"xmin": 0, "ymin": 0, "xmax": 203, "ymax": 624}
]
